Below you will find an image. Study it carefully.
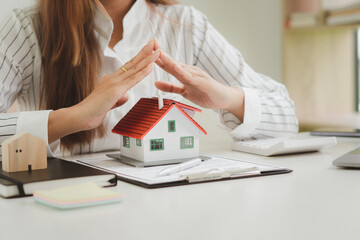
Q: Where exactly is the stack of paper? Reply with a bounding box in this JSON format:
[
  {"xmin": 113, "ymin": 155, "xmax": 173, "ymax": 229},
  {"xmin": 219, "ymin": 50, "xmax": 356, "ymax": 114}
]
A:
[{"xmin": 33, "ymin": 182, "xmax": 122, "ymax": 209}]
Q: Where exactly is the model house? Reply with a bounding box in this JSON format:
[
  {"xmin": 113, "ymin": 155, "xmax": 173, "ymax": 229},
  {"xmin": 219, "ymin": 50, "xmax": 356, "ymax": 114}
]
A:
[
  {"xmin": 2, "ymin": 132, "xmax": 47, "ymax": 172},
  {"xmin": 112, "ymin": 98, "xmax": 207, "ymax": 162}
]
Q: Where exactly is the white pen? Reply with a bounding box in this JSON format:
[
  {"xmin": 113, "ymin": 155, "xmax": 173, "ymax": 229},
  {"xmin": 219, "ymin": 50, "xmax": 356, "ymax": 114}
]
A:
[{"xmin": 158, "ymin": 158, "xmax": 202, "ymax": 176}]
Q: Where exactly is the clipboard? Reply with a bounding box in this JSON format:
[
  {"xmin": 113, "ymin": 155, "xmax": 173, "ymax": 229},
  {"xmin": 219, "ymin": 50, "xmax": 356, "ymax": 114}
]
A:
[{"xmin": 78, "ymin": 153, "xmax": 292, "ymax": 189}]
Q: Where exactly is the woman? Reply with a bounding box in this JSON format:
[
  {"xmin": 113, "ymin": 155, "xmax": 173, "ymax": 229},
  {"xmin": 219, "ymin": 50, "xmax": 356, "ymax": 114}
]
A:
[{"xmin": 0, "ymin": 0, "xmax": 298, "ymax": 156}]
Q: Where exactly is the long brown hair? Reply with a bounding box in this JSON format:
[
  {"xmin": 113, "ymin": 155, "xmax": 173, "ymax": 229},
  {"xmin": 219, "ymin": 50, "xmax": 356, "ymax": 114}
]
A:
[{"xmin": 38, "ymin": 0, "xmax": 177, "ymax": 150}]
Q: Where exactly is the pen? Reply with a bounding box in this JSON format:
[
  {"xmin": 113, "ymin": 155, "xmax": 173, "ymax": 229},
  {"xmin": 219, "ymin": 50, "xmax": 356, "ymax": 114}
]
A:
[
  {"xmin": 158, "ymin": 158, "xmax": 202, "ymax": 176},
  {"xmin": 185, "ymin": 166, "xmax": 261, "ymax": 183}
]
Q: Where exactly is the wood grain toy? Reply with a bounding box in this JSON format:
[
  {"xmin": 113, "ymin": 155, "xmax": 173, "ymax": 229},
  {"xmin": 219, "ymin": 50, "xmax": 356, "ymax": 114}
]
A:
[{"xmin": 2, "ymin": 132, "xmax": 47, "ymax": 173}]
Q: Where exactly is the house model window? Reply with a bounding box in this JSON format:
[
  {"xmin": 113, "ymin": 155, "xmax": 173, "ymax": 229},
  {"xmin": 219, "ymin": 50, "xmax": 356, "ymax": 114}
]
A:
[
  {"xmin": 150, "ymin": 139, "xmax": 164, "ymax": 151},
  {"xmin": 123, "ymin": 136, "xmax": 130, "ymax": 148},
  {"xmin": 112, "ymin": 98, "xmax": 207, "ymax": 163},
  {"xmin": 168, "ymin": 120, "xmax": 176, "ymax": 132},
  {"xmin": 181, "ymin": 136, "xmax": 194, "ymax": 149}
]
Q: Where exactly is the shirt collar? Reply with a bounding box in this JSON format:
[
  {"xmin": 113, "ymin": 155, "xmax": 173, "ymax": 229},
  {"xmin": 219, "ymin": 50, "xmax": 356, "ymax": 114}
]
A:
[
  {"xmin": 123, "ymin": 0, "xmax": 148, "ymax": 32},
  {"xmin": 93, "ymin": 0, "xmax": 148, "ymax": 52}
]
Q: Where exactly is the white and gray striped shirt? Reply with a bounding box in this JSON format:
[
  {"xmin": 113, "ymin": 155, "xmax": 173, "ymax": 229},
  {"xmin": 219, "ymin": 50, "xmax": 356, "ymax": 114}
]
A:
[{"xmin": 0, "ymin": 0, "xmax": 298, "ymax": 156}]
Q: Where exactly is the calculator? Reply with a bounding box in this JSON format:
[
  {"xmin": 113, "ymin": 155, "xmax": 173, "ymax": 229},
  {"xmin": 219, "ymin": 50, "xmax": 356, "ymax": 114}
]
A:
[{"xmin": 231, "ymin": 137, "xmax": 337, "ymax": 156}]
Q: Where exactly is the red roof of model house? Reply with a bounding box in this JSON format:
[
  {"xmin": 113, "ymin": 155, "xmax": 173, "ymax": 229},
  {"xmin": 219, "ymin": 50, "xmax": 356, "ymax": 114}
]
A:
[{"xmin": 112, "ymin": 98, "xmax": 207, "ymax": 139}]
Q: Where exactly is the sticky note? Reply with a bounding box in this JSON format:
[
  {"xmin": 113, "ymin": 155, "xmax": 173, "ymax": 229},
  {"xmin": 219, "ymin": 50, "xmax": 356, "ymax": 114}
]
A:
[{"xmin": 33, "ymin": 182, "xmax": 122, "ymax": 209}]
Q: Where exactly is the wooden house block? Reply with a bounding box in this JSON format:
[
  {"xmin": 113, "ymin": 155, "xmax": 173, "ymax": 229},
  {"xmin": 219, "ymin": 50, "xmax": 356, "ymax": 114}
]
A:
[{"xmin": 2, "ymin": 132, "xmax": 47, "ymax": 173}]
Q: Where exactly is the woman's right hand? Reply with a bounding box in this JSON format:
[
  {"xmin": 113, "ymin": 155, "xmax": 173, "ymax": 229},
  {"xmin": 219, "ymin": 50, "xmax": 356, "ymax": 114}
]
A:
[{"xmin": 48, "ymin": 39, "xmax": 160, "ymax": 143}]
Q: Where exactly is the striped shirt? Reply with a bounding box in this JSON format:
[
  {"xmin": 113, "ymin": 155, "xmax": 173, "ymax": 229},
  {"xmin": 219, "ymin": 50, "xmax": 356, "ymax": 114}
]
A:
[{"xmin": 0, "ymin": 0, "xmax": 298, "ymax": 156}]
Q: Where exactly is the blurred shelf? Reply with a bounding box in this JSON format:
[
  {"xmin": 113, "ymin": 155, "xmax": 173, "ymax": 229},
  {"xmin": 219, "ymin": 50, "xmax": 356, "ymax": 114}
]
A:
[
  {"xmin": 285, "ymin": 22, "xmax": 360, "ymax": 32},
  {"xmin": 298, "ymin": 112, "xmax": 360, "ymax": 132}
]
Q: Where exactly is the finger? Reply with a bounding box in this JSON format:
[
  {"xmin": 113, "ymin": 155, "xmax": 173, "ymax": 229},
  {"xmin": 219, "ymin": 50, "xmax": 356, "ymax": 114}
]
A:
[
  {"xmin": 157, "ymin": 57, "xmax": 202, "ymax": 83},
  {"xmin": 120, "ymin": 49, "xmax": 160, "ymax": 82},
  {"xmin": 155, "ymin": 81, "xmax": 185, "ymax": 94},
  {"xmin": 155, "ymin": 58, "xmax": 166, "ymax": 70},
  {"xmin": 153, "ymin": 38, "xmax": 160, "ymax": 51},
  {"xmin": 113, "ymin": 93, "xmax": 129, "ymax": 108},
  {"xmin": 156, "ymin": 49, "xmax": 177, "ymax": 74},
  {"xmin": 115, "ymin": 39, "xmax": 158, "ymax": 75},
  {"xmin": 172, "ymin": 63, "xmax": 194, "ymax": 84},
  {"xmin": 121, "ymin": 63, "xmax": 155, "ymax": 90},
  {"xmin": 156, "ymin": 50, "xmax": 193, "ymax": 84},
  {"xmin": 179, "ymin": 63, "xmax": 204, "ymax": 77}
]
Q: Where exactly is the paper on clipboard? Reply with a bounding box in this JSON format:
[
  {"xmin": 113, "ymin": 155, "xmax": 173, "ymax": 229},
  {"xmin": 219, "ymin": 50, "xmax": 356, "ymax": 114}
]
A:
[{"xmin": 78, "ymin": 153, "xmax": 290, "ymax": 187}]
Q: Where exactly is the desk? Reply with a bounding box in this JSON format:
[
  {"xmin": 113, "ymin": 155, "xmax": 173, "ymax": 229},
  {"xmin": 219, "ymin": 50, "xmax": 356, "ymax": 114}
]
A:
[{"xmin": 1, "ymin": 135, "xmax": 360, "ymax": 240}]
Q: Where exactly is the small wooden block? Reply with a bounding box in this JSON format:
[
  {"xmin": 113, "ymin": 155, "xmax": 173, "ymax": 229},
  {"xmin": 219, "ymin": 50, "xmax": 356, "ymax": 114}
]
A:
[{"xmin": 2, "ymin": 132, "xmax": 47, "ymax": 173}]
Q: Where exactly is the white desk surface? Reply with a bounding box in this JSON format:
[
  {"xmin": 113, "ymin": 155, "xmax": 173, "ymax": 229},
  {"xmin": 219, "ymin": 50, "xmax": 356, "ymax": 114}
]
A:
[{"xmin": 2, "ymin": 134, "xmax": 360, "ymax": 240}]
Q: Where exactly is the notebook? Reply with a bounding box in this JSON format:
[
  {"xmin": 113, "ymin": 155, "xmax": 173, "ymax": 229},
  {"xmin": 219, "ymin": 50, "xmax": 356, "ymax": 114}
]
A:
[
  {"xmin": 333, "ymin": 146, "xmax": 360, "ymax": 168},
  {"xmin": 0, "ymin": 158, "xmax": 117, "ymax": 198}
]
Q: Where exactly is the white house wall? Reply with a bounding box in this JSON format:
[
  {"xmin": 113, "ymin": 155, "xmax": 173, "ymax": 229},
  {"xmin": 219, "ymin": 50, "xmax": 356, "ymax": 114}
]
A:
[
  {"xmin": 120, "ymin": 136, "xmax": 144, "ymax": 160},
  {"xmin": 142, "ymin": 107, "xmax": 201, "ymax": 162}
]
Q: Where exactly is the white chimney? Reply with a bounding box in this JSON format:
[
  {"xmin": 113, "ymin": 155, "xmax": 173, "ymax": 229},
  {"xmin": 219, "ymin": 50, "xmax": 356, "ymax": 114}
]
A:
[{"xmin": 158, "ymin": 90, "xmax": 164, "ymax": 109}]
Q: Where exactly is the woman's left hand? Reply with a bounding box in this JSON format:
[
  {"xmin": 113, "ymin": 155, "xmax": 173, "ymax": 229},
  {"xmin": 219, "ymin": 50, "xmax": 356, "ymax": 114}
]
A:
[{"xmin": 155, "ymin": 50, "xmax": 245, "ymax": 121}]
